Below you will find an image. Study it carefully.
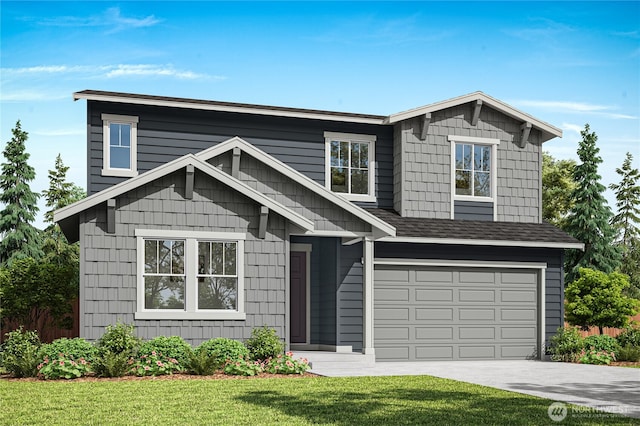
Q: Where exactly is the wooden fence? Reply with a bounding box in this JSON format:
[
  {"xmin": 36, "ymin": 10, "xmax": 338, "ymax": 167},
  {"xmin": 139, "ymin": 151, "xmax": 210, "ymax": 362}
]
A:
[
  {"xmin": 564, "ymin": 313, "xmax": 640, "ymax": 338},
  {"xmin": 1, "ymin": 299, "xmax": 80, "ymax": 343}
]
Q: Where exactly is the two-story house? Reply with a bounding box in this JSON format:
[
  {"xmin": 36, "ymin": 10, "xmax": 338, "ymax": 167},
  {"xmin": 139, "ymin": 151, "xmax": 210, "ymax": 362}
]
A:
[{"xmin": 55, "ymin": 90, "xmax": 582, "ymax": 362}]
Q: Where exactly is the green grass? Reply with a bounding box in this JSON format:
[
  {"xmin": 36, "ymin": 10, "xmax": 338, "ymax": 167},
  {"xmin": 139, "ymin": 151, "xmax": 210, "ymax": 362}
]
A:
[{"xmin": 0, "ymin": 375, "xmax": 634, "ymax": 425}]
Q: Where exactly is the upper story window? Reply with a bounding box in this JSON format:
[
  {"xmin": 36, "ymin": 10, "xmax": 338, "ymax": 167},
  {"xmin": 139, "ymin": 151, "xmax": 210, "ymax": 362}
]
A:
[
  {"xmin": 135, "ymin": 229, "xmax": 246, "ymax": 320},
  {"xmin": 102, "ymin": 114, "xmax": 138, "ymax": 178},
  {"xmin": 449, "ymin": 135, "xmax": 499, "ymax": 200},
  {"xmin": 324, "ymin": 131, "xmax": 376, "ymax": 202}
]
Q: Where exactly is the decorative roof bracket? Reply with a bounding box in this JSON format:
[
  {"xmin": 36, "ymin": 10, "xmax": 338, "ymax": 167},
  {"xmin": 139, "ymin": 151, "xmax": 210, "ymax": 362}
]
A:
[
  {"xmin": 519, "ymin": 122, "xmax": 532, "ymax": 148},
  {"xmin": 420, "ymin": 113, "xmax": 431, "ymax": 140}
]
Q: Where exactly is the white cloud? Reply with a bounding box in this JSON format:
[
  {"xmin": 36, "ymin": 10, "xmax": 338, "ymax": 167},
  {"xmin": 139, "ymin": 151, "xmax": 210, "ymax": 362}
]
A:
[
  {"xmin": 36, "ymin": 7, "xmax": 160, "ymax": 33},
  {"xmin": 513, "ymin": 99, "xmax": 637, "ymax": 120},
  {"xmin": 0, "ymin": 90, "xmax": 68, "ymax": 102},
  {"xmin": 32, "ymin": 128, "xmax": 85, "ymax": 137},
  {"xmin": 1, "ymin": 64, "xmax": 223, "ymax": 81},
  {"xmin": 562, "ymin": 123, "xmax": 584, "ymax": 135}
]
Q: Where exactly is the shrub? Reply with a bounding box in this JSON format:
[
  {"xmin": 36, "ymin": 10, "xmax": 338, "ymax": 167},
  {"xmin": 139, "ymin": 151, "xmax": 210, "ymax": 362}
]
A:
[
  {"xmin": 264, "ymin": 352, "xmax": 310, "ymax": 375},
  {"xmin": 223, "ymin": 357, "xmax": 263, "ymax": 376},
  {"xmin": 92, "ymin": 322, "xmax": 141, "ymax": 378},
  {"xmin": 196, "ymin": 338, "xmax": 250, "ymax": 368},
  {"xmin": 38, "ymin": 356, "xmax": 90, "ymax": 380},
  {"xmin": 187, "ymin": 350, "xmax": 219, "ymax": 376},
  {"xmin": 38, "ymin": 338, "xmax": 96, "ymax": 363},
  {"xmin": 548, "ymin": 327, "xmax": 584, "ymax": 362},
  {"xmin": 618, "ymin": 345, "xmax": 640, "ymax": 362},
  {"xmin": 578, "ymin": 348, "xmax": 616, "ymax": 365},
  {"xmin": 131, "ymin": 353, "xmax": 182, "ymax": 376},
  {"xmin": 617, "ymin": 326, "xmax": 640, "ymax": 348},
  {"xmin": 1, "ymin": 327, "xmax": 41, "ymax": 377},
  {"xmin": 245, "ymin": 326, "xmax": 284, "ymax": 361},
  {"xmin": 138, "ymin": 336, "xmax": 192, "ymax": 368},
  {"xmin": 584, "ymin": 334, "xmax": 621, "ymax": 356}
]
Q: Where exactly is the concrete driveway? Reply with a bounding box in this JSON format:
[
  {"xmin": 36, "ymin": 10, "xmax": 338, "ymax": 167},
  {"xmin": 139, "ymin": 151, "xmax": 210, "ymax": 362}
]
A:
[{"xmin": 309, "ymin": 360, "xmax": 640, "ymax": 419}]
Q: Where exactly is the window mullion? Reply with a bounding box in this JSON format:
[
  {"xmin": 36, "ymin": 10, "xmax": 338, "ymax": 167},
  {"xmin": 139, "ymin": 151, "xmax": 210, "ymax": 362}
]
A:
[{"xmin": 186, "ymin": 238, "xmax": 197, "ymax": 312}]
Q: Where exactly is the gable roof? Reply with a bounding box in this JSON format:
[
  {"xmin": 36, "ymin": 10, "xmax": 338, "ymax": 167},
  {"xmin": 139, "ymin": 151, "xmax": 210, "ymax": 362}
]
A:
[
  {"xmin": 73, "ymin": 90, "xmax": 562, "ymax": 142},
  {"xmin": 367, "ymin": 208, "xmax": 584, "ymax": 250},
  {"xmin": 196, "ymin": 137, "xmax": 397, "ymax": 237},
  {"xmin": 385, "ymin": 91, "xmax": 562, "ymax": 142},
  {"xmin": 54, "ymin": 154, "xmax": 315, "ymax": 242}
]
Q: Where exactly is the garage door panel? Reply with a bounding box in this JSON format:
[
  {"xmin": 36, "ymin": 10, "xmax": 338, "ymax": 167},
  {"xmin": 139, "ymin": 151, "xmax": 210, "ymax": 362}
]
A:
[
  {"xmin": 459, "ymin": 289, "xmax": 496, "ymax": 302},
  {"xmin": 501, "ymin": 309, "xmax": 536, "ymax": 321},
  {"xmin": 376, "ymin": 269, "xmax": 409, "ymax": 282},
  {"xmin": 501, "ymin": 272, "xmax": 537, "ymax": 285},
  {"xmin": 459, "ymin": 271, "xmax": 495, "ymax": 283},
  {"xmin": 376, "ymin": 327, "xmax": 410, "ymax": 341},
  {"xmin": 416, "ymin": 289, "xmax": 453, "ymax": 302},
  {"xmin": 415, "ymin": 327, "xmax": 453, "ymax": 340},
  {"xmin": 459, "ymin": 346, "xmax": 495, "ymax": 359},
  {"xmin": 415, "ymin": 270, "xmax": 453, "ymax": 283},
  {"xmin": 501, "ymin": 345, "xmax": 536, "ymax": 358},
  {"xmin": 501, "ymin": 327, "xmax": 536, "ymax": 339},
  {"xmin": 501, "ymin": 290, "xmax": 535, "ymax": 303},
  {"xmin": 376, "ymin": 288, "xmax": 409, "ymax": 302},
  {"xmin": 416, "ymin": 346, "xmax": 454, "ymax": 360},
  {"xmin": 416, "ymin": 308, "xmax": 453, "ymax": 321},
  {"xmin": 377, "ymin": 346, "xmax": 409, "ymax": 360},
  {"xmin": 376, "ymin": 308, "xmax": 410, "ymax": 321},
  {"xmin": 459, "ymin": 308, "xmax": 495, "ymax": 321},
  {"xmin": 375, "ymin": 265, "xmax": 538, "ymax": 361},
  {"xmin": 459, "ymin": 327, "xmax": 495, "ymax": 340}
]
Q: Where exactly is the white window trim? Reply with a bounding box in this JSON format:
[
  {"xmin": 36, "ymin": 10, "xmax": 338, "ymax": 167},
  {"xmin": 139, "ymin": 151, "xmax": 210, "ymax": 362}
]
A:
[
  {"xmin": 135, "ymin": 229, "xmax": 246, "ymax": 320},
  {"xmin": 448, "ymin": 135, "xmax": 499, "ymax": 220},
  {"xmin": 324, "ymin": 131, "xmax": 376, "ymax": 202},
  {"xmin": 102, "ymin": 114, "xmax": 139, "ymax": 178}
]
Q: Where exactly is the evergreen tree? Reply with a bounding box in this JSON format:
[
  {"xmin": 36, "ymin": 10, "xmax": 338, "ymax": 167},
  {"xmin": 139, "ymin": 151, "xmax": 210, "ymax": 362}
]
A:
[
  {"xmin": 609, "ymin": 152, "xmax": 640, "ymax": 246},
  {"xmin": 0, "ymin": 121, "xmax": 43, "ymax": 265},
  {"xmin": 564, "ymin": 124, "xmax": 621, "ymax": 283},
  {"xmin": 41, "ymin": 154, "xmax": 85, "ymax": 264},
  {"xmin": 542, "ymin": 152, "xmax": 576, "ymax": 228},
  {"xmin": 609, "ymin": 152, "xmax": 640, "ymax": 298}
]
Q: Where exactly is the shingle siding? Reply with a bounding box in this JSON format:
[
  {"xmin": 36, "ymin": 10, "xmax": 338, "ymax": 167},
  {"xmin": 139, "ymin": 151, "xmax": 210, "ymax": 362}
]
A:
[
  {"xmin": 80, "ymin": 169, "xmax": 287, "ymax": 345},
  {"xmin": 88, "ymin": 101, "xmax": 394, "ymax": 208},
  {"xmin": 393, "ymin": 105, "xmax": 542, "ymax": 222},
  {"xmin": 374, "ymin": 242, "xmax": 564, "ymax": 347}
]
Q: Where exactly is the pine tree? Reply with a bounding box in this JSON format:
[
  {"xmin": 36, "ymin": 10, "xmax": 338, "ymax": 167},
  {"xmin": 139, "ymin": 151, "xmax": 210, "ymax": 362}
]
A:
[
  {"xmin": 0, "ymin": 121, "xmax": 43, "ymax": 265},
  {"xmin": 609, "ymin": 152, "xmax": 640, "ymax": 246},
  {"xmin": 43, "ymin": 154, "xmax": 76, "ymax": 224},
  {"xmin": 564, "ymin": 124, "xmax": 621, "ymax": 283},
  {"xmin": 609, "ymin": 152, "xmax": 640, "ymax": 298}
]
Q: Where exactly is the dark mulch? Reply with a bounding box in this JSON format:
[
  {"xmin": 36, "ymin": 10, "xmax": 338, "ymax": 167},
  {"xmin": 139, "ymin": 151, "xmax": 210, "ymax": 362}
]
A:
[{"xmin": 1, "ymin": 371, "xmax": 319, "ymax": 382}]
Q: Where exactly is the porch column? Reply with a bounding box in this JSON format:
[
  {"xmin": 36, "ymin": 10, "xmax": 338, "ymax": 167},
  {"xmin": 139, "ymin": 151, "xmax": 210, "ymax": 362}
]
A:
[{"xmin": 362, "ymin": 237, "xmax": 375, "ymax": 355}]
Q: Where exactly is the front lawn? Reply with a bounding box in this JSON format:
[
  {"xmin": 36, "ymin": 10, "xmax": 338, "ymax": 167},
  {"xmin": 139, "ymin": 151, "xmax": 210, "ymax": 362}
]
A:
[{"xmin": 0, "ymin": 375, "xmax": 634, "ymax": 425}]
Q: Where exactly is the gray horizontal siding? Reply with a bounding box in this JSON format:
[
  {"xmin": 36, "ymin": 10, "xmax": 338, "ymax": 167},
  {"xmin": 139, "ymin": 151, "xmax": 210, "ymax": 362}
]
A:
[
  {"xmin": 454, "ymin": 200, "xmax": 494, "ymax": 221},
  {"xmin": 374, "ymin": 242, "xmax": 564, "ymax": 349},
  {"xmin": 338, "ymin": 242, "xmax": 364, "ymax": 352},
  {"xmin": 80, "ymin": 168, "xmax": 288, "ymax": 346},
  {"xmin": 87, "ymin": 101, "xmax": 393, "ymax": 208}
]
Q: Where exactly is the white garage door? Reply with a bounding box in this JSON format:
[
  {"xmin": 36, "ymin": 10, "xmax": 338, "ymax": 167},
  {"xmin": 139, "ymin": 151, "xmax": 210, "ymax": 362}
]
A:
[{"xmin": 374, "ymin": 265, "xmax": 539, "ymax": 361}]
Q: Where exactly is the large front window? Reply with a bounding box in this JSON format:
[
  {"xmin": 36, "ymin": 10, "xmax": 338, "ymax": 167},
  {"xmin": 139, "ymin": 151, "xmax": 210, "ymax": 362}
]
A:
[
  {"xmin": 136, "ymin": 230, "xmax": 245, "ymax": 320},
  {"xmin": 324, "ymin": 132, "xmax": 376, "ymax": 201}
]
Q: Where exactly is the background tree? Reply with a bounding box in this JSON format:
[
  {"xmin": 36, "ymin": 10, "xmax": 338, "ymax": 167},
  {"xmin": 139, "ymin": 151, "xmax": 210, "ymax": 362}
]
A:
[
  {"xmin": 565, "ymin": 268, "xmax": 639, "ymax": 334},
  {"xmin": 609, "ymin": 152, "xmax": 640, "ymax": 298},
  {"xmin": 542, "ymin": 152, "xmax": 576, "ymax": 228},
  {"xmin": 41, "ymin": 154, "xmax": 85, "ymax": 263},
  {"xmin": 563, "ymin": 124, "xmax": 621, "ymax": 283},
  {"xmin": 0, "ymin": 121, "xmax": 42, "ymax": 265}
]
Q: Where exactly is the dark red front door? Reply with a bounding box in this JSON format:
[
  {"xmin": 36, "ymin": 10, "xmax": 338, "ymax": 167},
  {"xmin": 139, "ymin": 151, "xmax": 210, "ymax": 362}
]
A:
[{"xmin": 290, "ymin": 251, "xmax": 307, "ymax": 344}]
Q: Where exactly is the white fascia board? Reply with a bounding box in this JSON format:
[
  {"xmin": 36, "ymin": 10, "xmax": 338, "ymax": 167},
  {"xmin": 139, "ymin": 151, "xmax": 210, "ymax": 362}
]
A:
[
  {"xmin": 377, "ymin": 236, "xmax": 585, "ymax": 250},
  {"xmin": 385, "ymin": 92, "xmax": 562, "ymax": 142},
  {"xmin": 53, "ymin": 154, "xmax": 314, "ymax": 232},
  {"xmin": 73, "ymin": 92, "xmax": 384, "ymax": 125},
  {"xmin": 197, "ymin": 137, "xmax": 396, "ymax": 237}
]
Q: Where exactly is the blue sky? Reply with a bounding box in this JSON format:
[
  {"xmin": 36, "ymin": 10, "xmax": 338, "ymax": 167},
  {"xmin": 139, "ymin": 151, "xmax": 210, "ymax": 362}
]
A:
[{"xmin": 1, "ymin": 1, "xmax": 639, "ymax": 229}]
